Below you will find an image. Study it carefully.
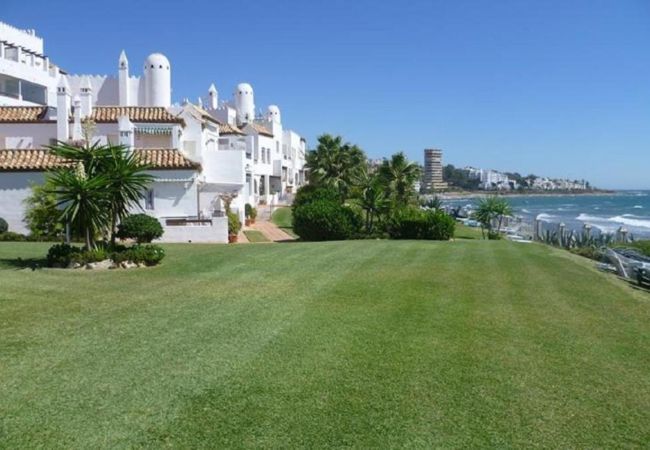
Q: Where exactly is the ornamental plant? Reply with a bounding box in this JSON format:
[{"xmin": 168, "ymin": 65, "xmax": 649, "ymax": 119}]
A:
[
  {"xmin": 293, "ymin": 199, "xmax": 361, "ymax": 241},
  {"xmin": 117, "ymin": 214, "xmax": 164, "ymax": 243}
]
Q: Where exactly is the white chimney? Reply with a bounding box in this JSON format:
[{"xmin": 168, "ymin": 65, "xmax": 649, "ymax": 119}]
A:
[
  {"xmin": 80, "ymin": 76, "xmax": 93, "ymax": 118},
  {"xmin": 56, "ymin": 76, "xmax": 70, "ymax": 142},
  {"xmin": 72, "ymin": 96, "xmax": 82, "ymax": 141}
]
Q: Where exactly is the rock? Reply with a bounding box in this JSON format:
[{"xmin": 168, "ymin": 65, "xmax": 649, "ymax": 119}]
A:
[
  {"xmin": 67, "ymin": 262, "xmax": 83, "ymax": 269},
  {"xmin": 85, "ymin": 259, "xmax": 113, "ymax": 270}
]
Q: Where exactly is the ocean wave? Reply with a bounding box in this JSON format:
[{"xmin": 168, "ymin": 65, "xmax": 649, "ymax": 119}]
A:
[
  {"xmin": 536, "ymin": 213, "xmax": 558, "ymax": 222},
  {"xmin": 521, "ymin": 209, "xmax": 531, "ymax": 214},
  {"xmin": 633, "ymin": 205, "xmax": 644, "ymax": 209},
  {"xmin": 576, "ymin": 213, "xmax": 650, "ymax": 229}
]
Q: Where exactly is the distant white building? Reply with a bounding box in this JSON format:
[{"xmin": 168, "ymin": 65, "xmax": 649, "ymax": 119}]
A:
[{"xmin": 0, "ymin": 21, "xmax": 308, "ymax": 242}]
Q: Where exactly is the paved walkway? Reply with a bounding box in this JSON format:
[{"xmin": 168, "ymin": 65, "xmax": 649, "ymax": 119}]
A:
[
  {"xmin": 250, "ymin": 221, "xmax": 295, "ymax": 242},
  {"xmin": 236, "ymin": 230, "xmax": 249, "ymax": 243}
]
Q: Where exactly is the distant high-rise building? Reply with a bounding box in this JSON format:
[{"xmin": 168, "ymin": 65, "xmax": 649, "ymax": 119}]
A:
[{"xmin": 423, "ymin": 148, "xmax": 448, "ymax": 192}]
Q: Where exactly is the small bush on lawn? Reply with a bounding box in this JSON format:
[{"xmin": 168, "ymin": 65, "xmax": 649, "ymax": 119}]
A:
[
  {"xmin": 0, "ymin": 217, "xmax": 7, "ymax": 233},
  {"xmin": 387, "ymin": 208, "xmax": 455, "ymax": 240},
  {"xmin": 46, "ymin": 242, "xmax": 165, "ymax": 267},
  {"xmin": 111, "ymin": 244, "xmax": 165, "ymax": 266},
  {"xmin": 117, "ymin": 214, "xmax": 163, "ymax": 243},
  {"xmin": 46, "ymin": 243, "xmax": 83, "ymax": 267},
  {"xmin": 228, "ymin": 212, "xmax": 241, "ymax": 236},
  {"xmin": 293, "ymin": 185, "xmax": 341, "ymax": 210},
  {"xmin": 71, "ymin": 248, "xmax": 108, "ymax": 264},
  {"xmin": 293, "ymin": 199, "xmax": 361, "ymax": 241}
]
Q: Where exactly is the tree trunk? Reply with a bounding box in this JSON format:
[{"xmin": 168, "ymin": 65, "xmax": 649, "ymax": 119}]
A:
[
  {"xmin": 85, "ymin": 227, "xmax": 92, "ymax": 250},
  {"xmin": 110, "ymin": 209, "xmax": 118, "ymax": 247}
]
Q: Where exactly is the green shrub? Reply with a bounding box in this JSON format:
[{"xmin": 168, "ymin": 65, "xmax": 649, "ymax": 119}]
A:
[
  {"xmin": 614, "ymin": 240, "xmax": 650, "ymax": 258},
  {"xmin": 244, "ymin": 203, "xmax": 258, "ymax": 220},
  {"xmin": 0, "ymin": 218, "xmax": 7, "ymax": 233},
  {"xmin": 293, "ymin": 199, "xmax": 361, "ymax": 241},
  {"xmin": 228, "ymin": 212, "xmax": 241, "ymax": 236},
  {"xmin": 117, "ymin": 214, "xmax": 163, "ymax": 243},
  {"xmin": 0, "ymin": 232, "xmax": 27, "ymax": 242},
  {"xmin": 112, "ymin": 244, "xmax": 165, "ymax": 266},
  {"xmin": 46, "ymin": 243, "xmax": 83, "ymax": 267},
  {"xmin": 387, "ymin": 208, "xmax": 455, "ymax": 240},
  {"xmin": 23, "ymin": 182, "xmax": 64, "ymax": 240},
  {"xmin": 293, "ymin": 185, "xmax": 340, "ymax": 209},
  {"xmin": 70, "ymin": 248, "xmax": 108, "ymax": 264},
  {"xmin": 487, "ymin": 231, "xmax": 502, "ymax": 240},
  {"xmin": 570, "ymin": 246, "xmax": 603, "ymax": 261}
]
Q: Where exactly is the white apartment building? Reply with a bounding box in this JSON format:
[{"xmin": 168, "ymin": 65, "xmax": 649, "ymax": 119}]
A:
[{"xmin": 0, "ymin": 22, "xmax": 308, "ymax": 242}]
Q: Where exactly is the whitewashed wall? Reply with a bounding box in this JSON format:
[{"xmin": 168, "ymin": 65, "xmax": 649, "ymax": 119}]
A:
[
  {"xmin": 143, "ymin": 170, "xmax": 198, "ymax": 218},
  {"xmin": 0, "ymin": 123, "xmax": 57, "ymax": 148},
  {"xmin": 0, "ymin": 171, "xmax": 45, "ymax": 233}
]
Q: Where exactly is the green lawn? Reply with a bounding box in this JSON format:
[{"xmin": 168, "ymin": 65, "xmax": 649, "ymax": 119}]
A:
[
  {"xmin": 243, "ymin": 229, "xmax": 271, "ymax": 243},
  {"xmin": 1, "ymin": 240, "xmax": 649, "ymax": 448},
  {"xmin": 271, "ymin": 206, "xmax": 298, "ymax": 238},
  {"xmin": 454, "ymin": 222, "xmax": 483, "ymax": 239}
]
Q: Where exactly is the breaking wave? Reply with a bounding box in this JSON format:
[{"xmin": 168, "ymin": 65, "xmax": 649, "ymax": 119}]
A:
[
  {"xmin": 536, "ymin": 213, "xmax": 558, "ymax": 222},
  {"xmin": 576, "ymin": 213, "xmax": 650, "ymax": 230}
]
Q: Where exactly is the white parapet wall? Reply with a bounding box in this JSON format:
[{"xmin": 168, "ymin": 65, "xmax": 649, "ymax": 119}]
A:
[{"xmin": 158, "ymin": 216, "xmax": 228, "ymax": 243}]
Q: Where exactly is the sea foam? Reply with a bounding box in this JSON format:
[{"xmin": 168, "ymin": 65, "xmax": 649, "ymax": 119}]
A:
[{"xmin": 576, "ymin": 213, "xmax": 650, "ymax": 230}]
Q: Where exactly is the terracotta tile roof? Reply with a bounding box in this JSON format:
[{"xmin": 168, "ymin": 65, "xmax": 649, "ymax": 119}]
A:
[
  {"xmin": 0, "ymin": 107, "xmax": 50, "ymax": 123},
  {"xmin": 135, "ymin": 148, "xmax": 200, "ymax": 170},
  {"xmin": 0, "ymin": 148, "xmax": 199, "ymax": 171},
  {"xmin": 246, "ymin": 122, "xmax": 274, "ymax": 137},
  {"xmin": 90, "ymin": 107, "xmax": 184, "ymax": 125},
  {"xmin": 185, "ymin": 103, "xmax": 221, "ymax": 125},
  {"xmin": 0, "ymin": 149, "xmax": 65, "ymax": 170},
  {"xmin": 219, "ymin": 122, "xmax": 245, "ymax": 136},
  {"xmin": 0, "ymin": 106, "xmax": 184, "ymax": 125}
]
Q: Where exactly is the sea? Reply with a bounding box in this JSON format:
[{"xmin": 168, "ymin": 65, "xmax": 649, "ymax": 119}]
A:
[{"xmin": 443, "ymin": 190, "xmax": 650, "ymax": 239}]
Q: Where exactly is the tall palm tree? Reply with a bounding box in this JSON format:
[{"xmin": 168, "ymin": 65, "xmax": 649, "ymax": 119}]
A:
[
  {"xmin": 379, "ymin": 152, "xmax": 421, "ymax": 207},
  {"xmin": 306, "ymin": 134, "xmax": 366, "ymax": 200}
]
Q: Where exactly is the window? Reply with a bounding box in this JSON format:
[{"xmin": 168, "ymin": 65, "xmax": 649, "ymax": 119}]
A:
[
  {"xmin": 144, "ymin": 189, "xmax": 154, "ymax": 210},
  {"xmin": 267, "ymin": 148, "xmax": 271, "ymax": 162}
]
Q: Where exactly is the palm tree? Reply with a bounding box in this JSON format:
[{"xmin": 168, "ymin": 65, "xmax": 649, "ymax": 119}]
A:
[
  {"xmin": 352, "ymin": 167, "xmax": 389, "ymax": 233},
  {"xmin": 100, "ymin": 146, "xmax": 154, "ymax": 245},
  {"xmin": 378, "ymin": 152, "xmax": 421, "ymax": 207},
  {"xmin": 47, "ymin": 142, "xmax": 154, "ymax": 248},
  {"xmin": 48, "ymin": 162, "xmax": 110, "ymax": 249},
  {"xmin": 475, "ymin": 196, "xmax": 513, "ymax": 239},
  {"xmin": 306, "ymin": 134, "xmax": 366, "ymax": 200}
]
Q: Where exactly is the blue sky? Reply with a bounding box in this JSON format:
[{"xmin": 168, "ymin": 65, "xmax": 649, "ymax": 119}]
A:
[{"xmin": 4, "ymin": 0, "xmax": 649, "ymax": 188}]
